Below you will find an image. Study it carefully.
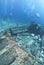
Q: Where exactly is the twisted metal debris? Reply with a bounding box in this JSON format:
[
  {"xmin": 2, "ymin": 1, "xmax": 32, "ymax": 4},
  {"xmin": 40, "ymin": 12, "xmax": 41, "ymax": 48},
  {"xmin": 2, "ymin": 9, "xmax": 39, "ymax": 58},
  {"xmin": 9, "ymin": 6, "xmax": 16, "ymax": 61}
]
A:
[{"xmin": 0, "ymin": 23, "xmax": 44, "ymax": 65}]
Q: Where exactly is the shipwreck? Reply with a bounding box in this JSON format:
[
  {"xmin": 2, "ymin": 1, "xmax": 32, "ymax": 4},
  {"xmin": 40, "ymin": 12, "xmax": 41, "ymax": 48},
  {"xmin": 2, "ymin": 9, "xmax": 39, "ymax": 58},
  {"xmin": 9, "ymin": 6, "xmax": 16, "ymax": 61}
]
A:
[{"xmin": 0, "ymin": 22, "xmax": 44, "ymax": 65}]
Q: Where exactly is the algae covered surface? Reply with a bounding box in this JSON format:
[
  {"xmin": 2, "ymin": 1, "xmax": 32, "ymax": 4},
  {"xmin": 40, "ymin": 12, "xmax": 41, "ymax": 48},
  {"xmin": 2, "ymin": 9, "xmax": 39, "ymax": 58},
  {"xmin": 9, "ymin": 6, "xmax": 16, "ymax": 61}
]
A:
[
  {"xmin": 0, "ymin": 19, "xmax": 44, "ymax": 65},
  {"xmin": 0, "ymin": 0, "xmax": 44, "ymax": 65}
]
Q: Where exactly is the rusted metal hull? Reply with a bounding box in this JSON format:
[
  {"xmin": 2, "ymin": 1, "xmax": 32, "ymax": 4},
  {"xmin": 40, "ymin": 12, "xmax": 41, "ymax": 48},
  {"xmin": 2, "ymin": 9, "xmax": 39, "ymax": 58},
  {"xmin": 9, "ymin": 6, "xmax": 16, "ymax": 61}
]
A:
[{"xmin": 0, "ymin": 26, "xmax": 44, "ymax": 65}]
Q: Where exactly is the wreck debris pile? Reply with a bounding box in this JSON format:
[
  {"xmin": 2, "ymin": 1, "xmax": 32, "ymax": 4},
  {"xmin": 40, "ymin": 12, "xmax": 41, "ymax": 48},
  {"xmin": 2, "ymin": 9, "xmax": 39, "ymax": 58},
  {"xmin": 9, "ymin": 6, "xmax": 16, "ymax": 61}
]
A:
[
  {"xmin": 27, "ymin": 22, "xmax": 44, "ymax": 36},
  {"xmin": 0, "ymin": 22, "xmax": 44, "ymax": 65}
]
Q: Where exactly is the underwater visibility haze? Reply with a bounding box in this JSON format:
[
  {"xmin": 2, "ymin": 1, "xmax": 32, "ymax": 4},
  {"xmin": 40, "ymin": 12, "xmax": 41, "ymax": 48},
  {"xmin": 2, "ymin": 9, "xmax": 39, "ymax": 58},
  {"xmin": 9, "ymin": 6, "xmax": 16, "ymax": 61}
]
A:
[
  {"xmin": 0, "ymin": 0, "xmax": 44, "ymax": 65},
  {"xmin": 0, "ymin": 0, "xmax": 44, "ymax": 26}
]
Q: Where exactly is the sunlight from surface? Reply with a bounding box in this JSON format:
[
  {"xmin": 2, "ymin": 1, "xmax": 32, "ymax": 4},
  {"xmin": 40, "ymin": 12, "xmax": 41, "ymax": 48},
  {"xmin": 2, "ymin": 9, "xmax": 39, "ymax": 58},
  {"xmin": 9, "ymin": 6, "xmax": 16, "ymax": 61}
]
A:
[
  {"xmin": 40, "ymin": 0, "xmax": 44, "ymax": 8},
  {"xmin": 0, "ymin": 0, "xmax": 44, "ymax": 25}
]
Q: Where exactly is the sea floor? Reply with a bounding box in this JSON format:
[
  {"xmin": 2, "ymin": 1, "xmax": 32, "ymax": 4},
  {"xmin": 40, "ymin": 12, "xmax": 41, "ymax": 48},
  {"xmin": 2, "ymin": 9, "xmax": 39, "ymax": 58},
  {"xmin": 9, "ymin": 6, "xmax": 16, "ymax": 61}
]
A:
[{"xmin": 0, "ymin": 19, "xmax": 44, "ymax": 65}]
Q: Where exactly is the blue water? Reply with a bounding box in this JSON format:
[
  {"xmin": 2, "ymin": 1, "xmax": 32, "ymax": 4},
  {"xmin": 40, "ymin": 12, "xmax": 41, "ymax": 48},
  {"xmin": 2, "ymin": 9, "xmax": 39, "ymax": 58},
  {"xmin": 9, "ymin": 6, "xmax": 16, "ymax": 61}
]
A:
[
  {"xmin": 0, "ymin": 1, "xmax": 44, "ymax": 65},
  {"xmin": 0, "ymin": 0, "xmax": 44, "ymax": 30}
]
